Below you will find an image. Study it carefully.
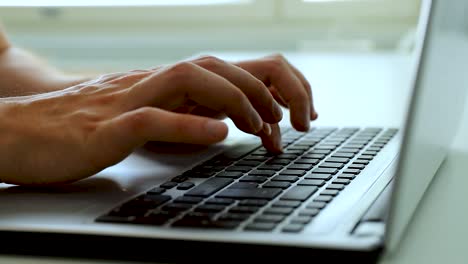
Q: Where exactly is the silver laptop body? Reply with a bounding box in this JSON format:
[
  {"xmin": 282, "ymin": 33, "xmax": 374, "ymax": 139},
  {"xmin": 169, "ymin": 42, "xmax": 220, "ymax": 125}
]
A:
[{"xmin": 0, "ymin": 0, "xmax": 466, "ymax": 262}]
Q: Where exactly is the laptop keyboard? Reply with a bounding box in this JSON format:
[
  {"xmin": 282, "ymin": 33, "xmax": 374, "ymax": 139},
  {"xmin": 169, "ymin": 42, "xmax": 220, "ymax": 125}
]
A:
[{"xmin": 96, "ymin": 127, "xmax": 397, "ymax": 233}]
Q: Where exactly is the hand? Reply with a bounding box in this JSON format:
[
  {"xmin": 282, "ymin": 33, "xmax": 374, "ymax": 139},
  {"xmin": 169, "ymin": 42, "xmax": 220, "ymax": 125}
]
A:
[{"xmin": 0, "ymin": 54, "xmax": 316, "ymax": 185}]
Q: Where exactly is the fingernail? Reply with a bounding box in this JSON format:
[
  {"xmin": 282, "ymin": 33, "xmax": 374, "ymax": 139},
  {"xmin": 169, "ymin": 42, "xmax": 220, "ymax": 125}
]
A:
[
  {"xmin": 251, "ymin": 112, "xmax": 263, "ymax": 133},
  {"xmin": 273, "ymin": 103, "xmax": 283, "ymax": 121},
  {"xmin": 311, "ymin": 111, "xmax": 318, "ymax": 120},
  {"xmin": 262, "ymin": 123, "xmax": 272, "ymax": 136},
  {"xmin": 205, "ymin": 120, "xmax": 227, "ymax": 139}
]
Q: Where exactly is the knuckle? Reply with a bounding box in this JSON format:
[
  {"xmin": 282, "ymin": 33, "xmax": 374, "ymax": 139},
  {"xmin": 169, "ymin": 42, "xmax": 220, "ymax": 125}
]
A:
[
  {"xmin": 127, "ymin": 107, "xmax": 152, "ymax": 133},
  {"xmin": 199, "ymin": 55, "xmax": 224, "ymax": 66},
  {"xmin": 167, "ymin": 62, "xmax": 194, "ymax": 76},
  {"xmin": 267, "ymin": 56, "xmax": 287, "ymax": 72},
  {"xmin": 92, "ymin": 92, "xmax": 120, "ymax": 105}
]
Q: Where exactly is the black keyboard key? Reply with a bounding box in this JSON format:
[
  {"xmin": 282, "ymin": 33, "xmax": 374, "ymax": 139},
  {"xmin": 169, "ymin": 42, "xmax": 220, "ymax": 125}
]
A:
[
  {"xmin": 290, "ymin": 216, "xmax": 313, "ymax": 225},
  {"xmin": 298, "ymin": 179, "xmax": 325, "ymax": 187},
  {"xmin": 276, "ymin": 154, "xmax": 299, "ymax": 160},
  {"xmin": 339, "ymin": 148, "xmax": 361, "ymax": 154},
  {"xmin": 239, "ymin": 199, "xmax": 269, "ymax": 207},
  {"xmin": 353, "ymin": 159, "xmax": 370, "ymax": 165},
  {"xmin": 349, "ymin": 164, "xmax": 366, "ymax": 170},
  {"xmin": 294, "ymin": 158, "xmax": 320, "ymax": 165},
  {"xmin": 280, "ymin": 186, "xmax": 318, "ymax": 201},
  {"xmin": 302, "ymin": 153, "xmax": 326, "ymax": 159},
  {"xmin": 337, "ymin": 173, "xmax": 356, "ymax": 180},
  {"xmin": 263, "ymin": 207, "xmax": 294, "ymax": 215},
  {"xmin": 271, "ymin": 175, "xmax": 299, "ymax": 183},
  {"xmin": 314, "ymin": 195, "xmax": 333, "ymax": 203},
  {"xmin": 305, "ymin": 173, "xmax": 332, "ymax": 180},
  {"xmin": 332, "ymin": 179, "xmax": 351, "ymax": 185},
  {"xmin": 272, "ymin": 200, "xmax": 301, "ymax": 208},
  {"xmin": 281, "ymin": 224, "xmax": 304, "ymax": 233},
  {"xmin": 327, "ymin": 184, "xmax": 345, "ymax": 190},
  {"xmin": 205, "ymin": 198, "xmax": 234, "ymax": 205},
  {"xmin": 319, "ymin": 162, "xmax": 344, "ymax": 169},
  {"xmin": 287, "ymin": 164, "xmax": 314, "ymax": 170},
  {"xmin": 229, "ymin": 182, "xmax": 259, "ymax": 189},
  {"xmin": 254, "ymin": 214, "xmax": 286, "ymax": 223},
  {"xmin": 226, "ymin": 166, "xmax": 252, "ymax": 172},
  {"xmin": 236, "ymin": 160, "xmax": 262, "ymax": 167},
  {"xmin": 217, "ymin": 188, "xmax": 282, "ymax": 200},
  {"xmin": 229, "ymin": 206, "xmax": 259, "ymax": 214},
  {"xmin": 131, "ymin": 212, "xmax": 174, "ymax": 225},
  {"xmin": 188, "ymin": 170, "xmax": 216, "ymax": 178},
  {"xmin": 194, "ymin": 204, "xmax": 226, "ymax": 213},
  {"xmin": 325, "ymin": 157, "xmax": 350, "ymax": 163},
  {"xmin": 358, "ymin": 155, "xmax": 374, "ymax": 160},
  {"xmin": 136, "ymin": 194, "xmax": 171, "ymax": 206},
  {"xmin": 262, "ymin": 181, "xmax": 291, "ymax": 189},
  {"xmin": 239, "ymin": 176, "xmax": 268, "ymax": 183},
  {"xmin": 216, "ymin": 171, "xmax": 244, "ymax": 179},
  {"xmin": 306, "ymin": 201, "xmax": 327, "ymax": 209},
  {"xmin": 312, "ymin": 168, "xmax": 338, "ymax": 174},
  {"xmin": 362, "ymin": 151, "xmax": 378, "ymax": 156},
  {"xmin": 162, "ymin": 203, "xmax": 192, "ymax": 213},
  {"xmin": 207, "ymin": 220, "xmax": 241, "ymax": 229},
  {"xmin": 171, "ymin": 218, "xmax": 211, "ymax": 228},
  {"xmin": 266, "ymin": 159, "xmax": 291, "ymax": 165},
  {"xmin": 185, "ymin": 178, "xmax": 233, "ymax": 198},
  {"xmin": 146, "ymin": 187, "xmax": 166, "ymax": 195},
  {"xmin": 321, "ymin": 189, "xmax": 340, "ymax": 196},
  {"xmin": 298, "ymin": 208, "xmax": 320, "ymax": 217},
  {"xmin": 343, "ymin": 169, "xmax": 361, "ymax": 175},
  {"xmin": 308, "ymin": 149, "xmax": 331, "ymax": 155},
  {"xmin": 221, "ymin": 143, "xmax": 262, "ymax": 159},
  {"xmin": 218, "ymin": 213, "xmax": 251, "ymax": 222},
  {"xmin": 244, "ymin": 155, "xmax": 269, "ymax": 162},
  {"xmin": 314, "ymin": 145, "xmax": 337, "ymax": 150},
  {"xmin": 244, "ymin": 222, "xmax": 277, "ymax": 231},
  {"xmin": 249, "ymin": 170, "xmax": 276, "ymax": 176},
  {"xmin": 257, "ymin": 165, "xmax": 283, "ymax": 171},
  {"xmin": 96, "ymin": 215, "xmax": 134, "ymax": 223},
  {"xmin": 280, "ymin": 169, "xmax": 306, "ymax": 176},
  {"xmin": 177, "ymin": 182, "xmax": 195, "ymax": 190},
  {"xmin": 160, "ymin": 181, "xmax": 178, "ymax": 189},
  {"xmin": 332, "ymin": 152, "xmax": 354, "ymax": 158},
  {"xmin": 174, "ymin": 196, "xmax": 203, "ymax": 204},
  {"xmin": 171, "ymin": 175, "xmax": 188, "ymax": 183}
]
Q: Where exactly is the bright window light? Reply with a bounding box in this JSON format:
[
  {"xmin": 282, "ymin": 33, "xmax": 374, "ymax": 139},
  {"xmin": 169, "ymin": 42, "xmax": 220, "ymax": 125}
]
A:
[{"xmin": 0, "ymin": 0, "xmax": 250, "ymax": 7}]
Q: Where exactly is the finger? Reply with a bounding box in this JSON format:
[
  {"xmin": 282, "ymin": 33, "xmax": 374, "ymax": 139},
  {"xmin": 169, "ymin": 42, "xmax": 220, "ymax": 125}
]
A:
[
  {"xmin": 284, "ymin": 60, "xmax": 318, "ymax": 120},
  {"xmin": 269, "ymin": 86, "xmax": 288, "ymax": 108},
  {"xmin": 189, "ymin": 105, "xmax": 226, "ymax": 119},
  {"xmin": 101, "ymin": 107, "xmax": 229, "ymax": 157},
  {"xmin": 258, "ymin": 123, "xmax": 283, "ymax": 154},
  {"xmin": 236, "ymin": 56, "xmax": 310, "ymax": 132},
  {"xmin": 192, "ymin": 56, "xmax": 283, "ymax": 124},
  {"xmin": 128, "ymin": 62, "xmax": 264, "ymax": 134}
]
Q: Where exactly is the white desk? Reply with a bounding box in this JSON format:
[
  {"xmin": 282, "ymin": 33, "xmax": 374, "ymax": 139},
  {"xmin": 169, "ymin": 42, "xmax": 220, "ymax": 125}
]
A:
[{"xmin": 1, "ymin": 51, "xmax": 467, "ymax": 264}]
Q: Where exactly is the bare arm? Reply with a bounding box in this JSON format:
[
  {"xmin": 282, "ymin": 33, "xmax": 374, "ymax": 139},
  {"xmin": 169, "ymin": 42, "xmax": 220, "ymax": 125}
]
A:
[{"xmin": 0, "ymin": 24, "xmax": 91, "ymax": 97}]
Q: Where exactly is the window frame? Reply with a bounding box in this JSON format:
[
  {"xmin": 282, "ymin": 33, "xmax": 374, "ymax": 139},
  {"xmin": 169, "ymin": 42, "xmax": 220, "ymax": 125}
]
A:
[
  {"xmin": 0, "ymin": 0, "xmax": 274, "ymax": 25},
  {"xmin": 281, "ymin": 0, "xmax": 420, "ymax": 22}
]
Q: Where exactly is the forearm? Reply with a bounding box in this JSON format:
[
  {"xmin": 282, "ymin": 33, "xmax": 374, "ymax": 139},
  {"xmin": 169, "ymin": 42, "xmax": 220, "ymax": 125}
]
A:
[{"xmin": 0, "ymin": 46, "xmax": 92, "ymax": 97}]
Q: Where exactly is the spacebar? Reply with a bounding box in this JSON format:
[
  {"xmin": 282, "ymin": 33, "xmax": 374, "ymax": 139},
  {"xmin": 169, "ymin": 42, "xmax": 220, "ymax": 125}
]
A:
[
  {"xmin": 185, "ymin": 178, "xmax": 234, "ymax": 198},
  {"xmin": 216, "ymin": 188, "xmax": 282, "ymax": 200}
]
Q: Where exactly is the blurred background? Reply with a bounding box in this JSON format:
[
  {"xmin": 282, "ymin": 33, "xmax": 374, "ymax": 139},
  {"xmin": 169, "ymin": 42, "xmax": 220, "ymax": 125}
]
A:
[{"xmin": 0, "ymin": 0, "xmax": 421, "ymax": 73}]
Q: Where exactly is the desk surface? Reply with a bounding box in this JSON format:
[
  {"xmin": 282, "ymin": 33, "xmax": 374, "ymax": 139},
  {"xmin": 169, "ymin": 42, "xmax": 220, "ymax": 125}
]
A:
[{"xmin": 1, "ymin": 51, "xmax": 467, "ymax": 264}]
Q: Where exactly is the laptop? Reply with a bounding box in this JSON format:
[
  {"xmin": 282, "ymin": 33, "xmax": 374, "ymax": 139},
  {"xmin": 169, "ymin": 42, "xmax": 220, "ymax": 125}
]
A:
[{"xmin": 0, "ymin": 0, "xmax": 467, "ymax": 262}]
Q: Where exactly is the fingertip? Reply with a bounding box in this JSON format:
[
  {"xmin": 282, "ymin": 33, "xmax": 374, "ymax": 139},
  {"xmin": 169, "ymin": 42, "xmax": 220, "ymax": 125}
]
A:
[
  {"xmin": 311, "ymin": 111, "xmax": 318, "ymax": 121},
  {"xmin": 205, "ymin": 120, "xmax": 229, "ymax": 142}
]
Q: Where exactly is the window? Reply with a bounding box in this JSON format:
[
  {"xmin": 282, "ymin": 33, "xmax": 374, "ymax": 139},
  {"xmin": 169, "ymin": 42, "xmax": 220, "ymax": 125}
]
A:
[{"xmin": 0, "ymin": 0, "xmax": 421, "ymax": 72}]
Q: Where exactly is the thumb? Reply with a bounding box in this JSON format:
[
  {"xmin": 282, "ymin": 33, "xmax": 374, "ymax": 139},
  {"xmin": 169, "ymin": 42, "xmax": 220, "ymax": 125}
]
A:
[{"xmin": 109, "ymin": 107, "xmax": 229, "ymax": 148}]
